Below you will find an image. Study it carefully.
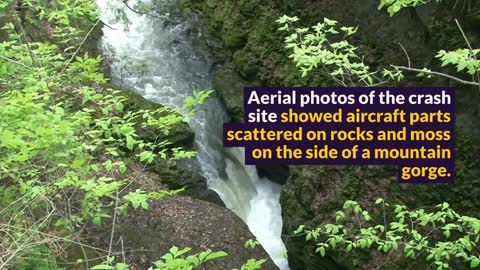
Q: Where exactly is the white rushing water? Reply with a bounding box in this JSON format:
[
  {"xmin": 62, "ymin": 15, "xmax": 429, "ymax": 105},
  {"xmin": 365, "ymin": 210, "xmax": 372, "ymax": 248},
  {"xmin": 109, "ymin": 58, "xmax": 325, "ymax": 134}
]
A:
[{"xmin": 96, "ymin": 1, "xmax": 289, "ymax": 269}]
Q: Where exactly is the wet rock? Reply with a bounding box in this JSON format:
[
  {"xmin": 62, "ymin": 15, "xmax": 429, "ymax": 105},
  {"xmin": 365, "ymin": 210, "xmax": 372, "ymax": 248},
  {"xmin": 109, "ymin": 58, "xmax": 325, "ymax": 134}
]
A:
[
  {"xmin": 148, "ymin": 158, "xmax": 224, "ymax": 205},
  {"xmin": 213, "ymin": 64, "xmax": 248, "ymax": 122},
  {"xmin": 257, "ymin": 165, "xmax": 289, "ymax": 185},
  {"xmin": 233, "ymin": 49, "xmax": 260, "ymax": 79},
  {"xmin": 90, "ymin": 196, "xmax": 278, "ymax": 269}
]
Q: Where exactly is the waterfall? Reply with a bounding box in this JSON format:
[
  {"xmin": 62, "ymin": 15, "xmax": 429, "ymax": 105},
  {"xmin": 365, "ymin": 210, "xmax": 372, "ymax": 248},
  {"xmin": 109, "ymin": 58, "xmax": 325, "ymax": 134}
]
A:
[{"xmin": 96, "ymin": 1, "xmax": 289, "ymax": 269}]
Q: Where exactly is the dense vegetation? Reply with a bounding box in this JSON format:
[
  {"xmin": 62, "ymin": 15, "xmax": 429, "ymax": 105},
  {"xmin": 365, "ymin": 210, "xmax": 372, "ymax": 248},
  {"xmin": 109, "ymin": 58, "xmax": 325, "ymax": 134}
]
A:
[
  {"xmin": 0, "ymin": 1, "xmax": 265, "ymax": 269},
  {"xmin": 1, "ymin": 0, "xmax": 479, "ymax": 269},
  {"xmin": 277, "ymin": 1, "xmax": 480, "ymax": 269}
]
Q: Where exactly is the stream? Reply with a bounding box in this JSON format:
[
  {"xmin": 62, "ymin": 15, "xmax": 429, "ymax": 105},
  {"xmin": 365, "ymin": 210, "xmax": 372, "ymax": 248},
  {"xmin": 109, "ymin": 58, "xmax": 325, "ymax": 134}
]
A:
[{"xmin": 96, "ymin": 1, "xmax": 289, "ymax": 269}]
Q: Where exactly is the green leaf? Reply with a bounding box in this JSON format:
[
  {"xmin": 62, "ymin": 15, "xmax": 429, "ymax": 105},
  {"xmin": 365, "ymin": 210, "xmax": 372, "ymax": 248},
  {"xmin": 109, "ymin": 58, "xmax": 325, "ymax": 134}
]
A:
[
  {"xmin": 126, "ymin": 136, "xmax": 135, "ymax": 151},
  {"xmin": 294, "ymin": 225, "xmax": 305, "ymax": 234},
  {"xmin": 471, "ymin": 258, "xmax": 480, "ymax": 268},
  {"xmin": 119, "ymin": 163, "xmax": 127, "ymax": 174},
  {"xmin": 173, "ymin": 246, "xmax": 190, "ymax": 257},
  {"xmin": 91, "ymin": 164, "xmax": 100, "ymax": 172},
  {"xmin": 105, "ymin": 160, "xmax": 113, "ymax": 171},
  {"xmin": 319, "ymin": 247, "xmax": 326, "ymax": 257},
  {"xmin": 170, "ymin": 246, "xmax": 179, "ymax": 256},
  {"xmin": 71, "ymin": 155, "xmax": 88, "ymax": 169},
  {"xmin": 92, "ymin": 216, "xmax": 102, "ymax": 225},
  {"xmin": 91, "ymin": 264, "xmax": 114, "ymax": 270},
  {"xmin": 116, "ymin": 102, "xmax": 124, "ymax": 112},
  {"xmin": 205, "ymin": 251, "xmax": 228, "ymax": 261},
  {"xmin": 115, "ymin": 263, "xmax": 129, "ymax": 270}
]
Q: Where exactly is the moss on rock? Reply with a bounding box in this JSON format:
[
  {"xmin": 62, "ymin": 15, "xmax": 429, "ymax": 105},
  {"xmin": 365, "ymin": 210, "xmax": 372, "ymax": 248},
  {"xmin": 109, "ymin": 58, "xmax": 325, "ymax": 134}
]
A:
[
  {"xmin": 147, "ymin": 158, "xmax": 224, "ymax": 205},
  {"xmin": 121, "ymin": 89, "xmax": 195, "ymax": 149},
  {"xmin": 213, "ymin": 64, "xmax": 248, "ymax": 122},
  {"xmin": 223, "ymin": 19, "xmax": 247, "ymax": 49},
  {"xmin": 233, "ymin": 49, "xmax": 260, "ymax": 79},
  {"xmin": 186, "ymin": 1, "xmax": 480, "ymax": 269}
]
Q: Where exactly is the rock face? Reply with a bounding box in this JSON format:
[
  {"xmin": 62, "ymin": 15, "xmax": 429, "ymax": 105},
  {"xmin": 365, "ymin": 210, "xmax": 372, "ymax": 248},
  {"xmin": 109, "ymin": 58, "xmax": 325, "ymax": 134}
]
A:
[
  {"xmin": 257, "ymin": 165, "xmax": 289, "ymax": 186},
  {"xmin": 281, "ymin": 163, "xmax": 480, "ymax": 270},
  {"xmin": 281, "ymin": 165, "xmax": 397, "ymax": 270},
  {"xmin": 184, "ymin": 0, "xmax": 433, "ymax": 122},
  {"xmin": 185, "ymin": 0, "xmax": 480, "ymax": 269},
  {"xmin": 121, "ymin": 89, "xmax": 195, "ymax": 149},
  {"xmin": 121, "ymin": 89, "xmax": 225, "ymax": 205},
  {"xmin": 213, "ymin": 64, "xmax": 249, "ymax": 123},
  {"xmin": 91, "ymin": 196, "xmax": 278, "ymax": 269},
  {"xmin": 148, "ymin": 158, "xmax": 224, "ymax": 205}
]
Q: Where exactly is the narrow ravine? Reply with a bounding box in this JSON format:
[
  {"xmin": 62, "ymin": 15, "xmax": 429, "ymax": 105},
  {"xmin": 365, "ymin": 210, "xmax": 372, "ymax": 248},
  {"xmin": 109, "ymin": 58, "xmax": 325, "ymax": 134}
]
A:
[{"xmin": 96, "ymin": 1, "xmax": 289, "ymax": 269}]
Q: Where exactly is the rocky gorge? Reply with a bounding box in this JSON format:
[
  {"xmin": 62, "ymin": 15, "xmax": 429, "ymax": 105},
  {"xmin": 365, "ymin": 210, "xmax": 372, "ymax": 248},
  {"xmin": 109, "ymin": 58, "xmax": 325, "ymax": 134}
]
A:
[
  {"xmin": 181, "ymin": 0, "xmax": 480, "ymax": 269},
  {"xmin": 94, "ymin": 0, "xmax": 480, "ymax": 268},
  {"xmin": 0, "ymin": 1, "xmax": 277, "ymax": 269},
  {"xmin": 2, "ymin": 0, "xmax": 480, "ymax": 269}
]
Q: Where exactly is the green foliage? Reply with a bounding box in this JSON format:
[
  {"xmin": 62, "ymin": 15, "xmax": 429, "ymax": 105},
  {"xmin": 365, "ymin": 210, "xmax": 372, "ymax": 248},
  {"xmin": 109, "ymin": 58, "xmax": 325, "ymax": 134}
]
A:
[
  {"xmin": 293, "ymin": 199, "xmax": 480, "ymax": 269},
  {"xmin": 437, "ymin": 49, "xmax": 480, "ymax": 75},
  {"xmin": 122, "ymin": 188, "xmax": 185, "ymax": 210},
  {"xmin": 0, "ymin": 0, "xmax": 213, "ymax": 267},
  {"xmin": 378, "ymin": 0, "xmax": 442, "ymax": 16},
  {"xmin": 91, "ymin": 247, "xmax": 228, "ymax": 270},
  {"xmin": 241, "ymin": 258, "xmax": 267, "ymax": 270},
  {"xmin": 92, "ymin": 247, "xmax": 267, "ymax": 270},
  {"xmin": 153, "ymin": 246, "xmax": 228, "ymax": 270},
  {"xmin": 276, "ymin": 16, "xmax": 404, "ymax": 86},
  {"xmin": 376, "ymin": 0, "xmax": 480, "ymax": 84},
  {"xmin": 278, "ymin": 12, "xmax": 479, "ymax": 87},
  {"xmin": 91, "ymin": 256, "xmax": 129, "ymax": 270},
  {"xmin": 14, "ymin": 245, "xmax": 62, "ymax": 270},
  {"xmin": 244, "ymin": 239, "xmax": 261, "ymax": 249}
]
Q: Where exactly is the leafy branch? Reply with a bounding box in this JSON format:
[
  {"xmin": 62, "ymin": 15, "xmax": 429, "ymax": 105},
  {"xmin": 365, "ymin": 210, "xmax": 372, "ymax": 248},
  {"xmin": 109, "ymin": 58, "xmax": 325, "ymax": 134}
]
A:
[{"xmin": 292, "ymin": 199, "xmax": 480, "ymax": 270}]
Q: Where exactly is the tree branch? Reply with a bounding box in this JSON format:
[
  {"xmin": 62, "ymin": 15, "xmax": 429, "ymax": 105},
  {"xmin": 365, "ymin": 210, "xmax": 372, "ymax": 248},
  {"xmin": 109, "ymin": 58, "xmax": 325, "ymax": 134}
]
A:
[
  {"xmin": 60, "ymin": 19, "xmax": 100, "ymax": 74},
  {"xmin": 122, "ymin": 1, "xmax": 165, "ymax": 19},
  {"xmin": 391, "ymin": 65, "xmax": 480, "ymax": 87},
  {"xmin": 107, "ymin": 191, "xmax": 119, "ymax": 258},
  {"xmin": 398, "ymin": 42, "xmax": 411, "ymax": 68},
  {"xmin": 0, "ymin": 55, "xmax": 34, "ymax": 70},
  {"xmin": 454, "ymin": 18, "xmax": 480, "ymax": 90}
]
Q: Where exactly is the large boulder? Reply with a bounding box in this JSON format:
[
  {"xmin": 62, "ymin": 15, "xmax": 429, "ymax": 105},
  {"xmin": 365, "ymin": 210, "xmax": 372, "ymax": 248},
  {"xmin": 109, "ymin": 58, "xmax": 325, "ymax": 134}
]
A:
[
  {"xmin": 90, "ymin": 196, "xmax": 278, "ymax": 269},
  {"xmin": 81, "ymin": 162, "xmax": 274, "ymax": 268},
  {"xmin": 213, "ymin": 64, "xmax": 248, "ymax": 123},
  {"xmin": 148, "ymin": 158, "xmax": 224, "ymax": 205}
]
